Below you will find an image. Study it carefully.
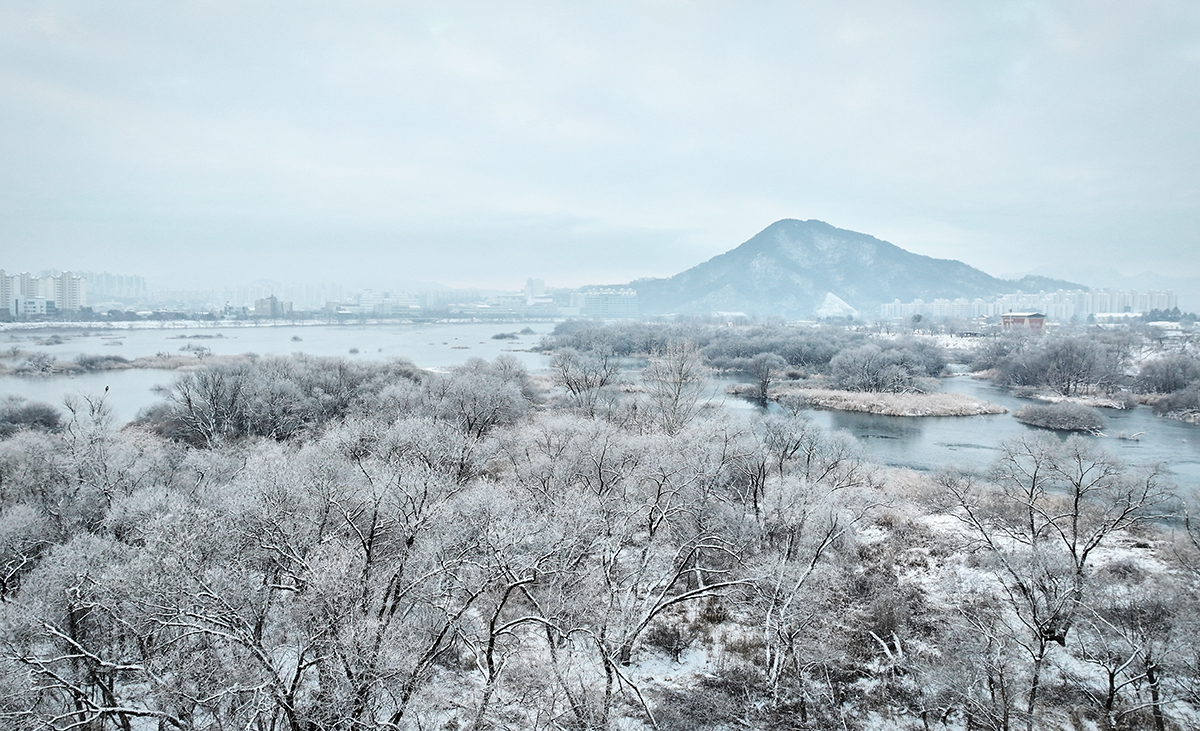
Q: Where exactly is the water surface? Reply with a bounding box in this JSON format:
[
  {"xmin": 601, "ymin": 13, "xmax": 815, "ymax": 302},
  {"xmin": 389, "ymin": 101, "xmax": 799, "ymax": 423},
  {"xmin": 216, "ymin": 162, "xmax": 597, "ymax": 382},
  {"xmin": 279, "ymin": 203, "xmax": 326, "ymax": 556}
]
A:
[{"xmin": 3, "ymin": 326, "xmax": 1199, "ymax": 484}]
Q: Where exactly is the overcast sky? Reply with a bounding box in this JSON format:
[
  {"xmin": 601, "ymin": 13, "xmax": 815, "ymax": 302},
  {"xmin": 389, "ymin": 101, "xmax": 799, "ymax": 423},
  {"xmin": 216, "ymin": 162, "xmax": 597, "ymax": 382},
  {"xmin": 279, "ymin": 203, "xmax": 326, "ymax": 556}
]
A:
[{"xmin": 2, "ymin": 1, "xmax": 1198, "ymax": 291}]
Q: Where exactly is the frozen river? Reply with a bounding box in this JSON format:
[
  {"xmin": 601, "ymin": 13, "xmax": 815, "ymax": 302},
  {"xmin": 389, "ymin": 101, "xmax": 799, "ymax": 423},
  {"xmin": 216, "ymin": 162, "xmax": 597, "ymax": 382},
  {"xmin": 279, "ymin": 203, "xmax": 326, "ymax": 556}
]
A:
[
  {"xmin": 2, "ymin": 321, "xmax": 1198, "ymax": 484},
  {"xmin": 805, "ymin": 374, "xmax": 1200, "ymax": 481},
  {"xmin": 0, "ymin": 321, "xmax": 556, "ymax": 423}
]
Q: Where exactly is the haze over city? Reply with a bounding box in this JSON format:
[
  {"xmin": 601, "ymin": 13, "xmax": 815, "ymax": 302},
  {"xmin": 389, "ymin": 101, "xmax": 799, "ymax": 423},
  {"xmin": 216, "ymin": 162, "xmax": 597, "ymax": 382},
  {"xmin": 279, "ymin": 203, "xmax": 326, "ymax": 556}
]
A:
[{"xmin": 2, "ymin": 2, "xmax": 1198, "ymax": 292}]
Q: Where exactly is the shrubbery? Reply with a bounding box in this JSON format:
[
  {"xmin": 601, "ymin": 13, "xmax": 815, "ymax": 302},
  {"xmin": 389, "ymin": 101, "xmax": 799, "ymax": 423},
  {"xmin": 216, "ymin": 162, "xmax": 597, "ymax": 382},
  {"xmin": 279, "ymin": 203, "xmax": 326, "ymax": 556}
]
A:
[
  {"xmin": 135, "ymin": 354, "xmax": 536, "ymax": 447},
  {"xmin": 541, "ymin": 320, "xmax": 946, "ymax": 394},
  {"xmin": 74, "ymin": 353, "xmax": 131, "ymax": 371},
  {"xmin": 1014, "ymin": 402, "xmax": 1107, "ymax": 432},
  {"xmin": 1138, "ymin": 353, "xmax": 1200, "ymax": 394},
  {"xmin": 0, "ymin": 396, "xmax": 62, "ymax": 437},
  {"xmin": 1152, "ymin": 384, "xmax": 1200, "ymax": 416},
  {"xmin": 979, "ymin": 329, "xmax": 1144, "ymax": 397},
  {"xmin": 829, "ymin": 340, "xmax": 945, "ymax": 393},
  {"xmin": 134, "ymin": 354, "xmax": 427, "ymax": 445}
]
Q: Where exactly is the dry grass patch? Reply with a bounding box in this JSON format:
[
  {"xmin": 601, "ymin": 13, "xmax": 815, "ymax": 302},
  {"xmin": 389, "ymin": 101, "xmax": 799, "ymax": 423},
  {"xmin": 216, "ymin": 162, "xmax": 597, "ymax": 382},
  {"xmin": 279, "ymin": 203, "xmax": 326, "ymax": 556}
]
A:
[{"xmin": 777, "ymin": 387, "xmax": 1007, "ymax": 416}]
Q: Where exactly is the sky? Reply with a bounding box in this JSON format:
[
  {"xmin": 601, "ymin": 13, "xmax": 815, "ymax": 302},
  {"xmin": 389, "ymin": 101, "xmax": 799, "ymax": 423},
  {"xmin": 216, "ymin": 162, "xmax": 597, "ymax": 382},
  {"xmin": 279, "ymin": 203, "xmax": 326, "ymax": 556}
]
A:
[{"xmin": 2, "ymin": 1, "xmax": 1198, "ymax": 293}]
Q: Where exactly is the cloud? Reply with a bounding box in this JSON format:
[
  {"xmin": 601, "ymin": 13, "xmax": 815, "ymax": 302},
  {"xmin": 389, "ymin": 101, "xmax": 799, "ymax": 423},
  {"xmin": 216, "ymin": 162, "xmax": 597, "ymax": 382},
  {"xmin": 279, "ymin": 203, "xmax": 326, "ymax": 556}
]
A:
[{"xmin": 0, "ymin": 1, "xmax": 1197, "ymax": 290}]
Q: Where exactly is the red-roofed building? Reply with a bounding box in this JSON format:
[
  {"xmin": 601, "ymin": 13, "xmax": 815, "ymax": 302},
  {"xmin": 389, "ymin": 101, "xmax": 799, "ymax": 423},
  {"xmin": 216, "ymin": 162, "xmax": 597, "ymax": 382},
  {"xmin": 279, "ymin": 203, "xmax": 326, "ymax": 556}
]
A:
[{"xmin": 1001, "ymin": 312, "xmax": 1046, "ymax": 332}]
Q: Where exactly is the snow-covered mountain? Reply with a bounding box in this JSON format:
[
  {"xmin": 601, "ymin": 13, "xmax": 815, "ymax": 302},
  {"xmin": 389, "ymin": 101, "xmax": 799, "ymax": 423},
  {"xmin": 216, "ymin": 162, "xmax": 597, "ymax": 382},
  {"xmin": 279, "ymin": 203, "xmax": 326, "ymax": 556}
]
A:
[{"xmin": 630, "ymin": 219, "xmax": 1080, "ymax": 318}]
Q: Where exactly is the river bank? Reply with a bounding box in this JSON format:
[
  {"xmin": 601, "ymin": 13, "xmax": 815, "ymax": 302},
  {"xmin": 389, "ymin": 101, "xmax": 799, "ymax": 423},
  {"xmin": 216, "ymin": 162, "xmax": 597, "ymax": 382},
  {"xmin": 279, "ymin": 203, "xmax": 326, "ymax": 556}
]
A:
[
  {"xmin": 784, "ymin": 387, "xmax": 1006, "ymax": 416},
  {"xmin": 726, "ymin": 381, "xmax": 1007, "ymax": 417}
]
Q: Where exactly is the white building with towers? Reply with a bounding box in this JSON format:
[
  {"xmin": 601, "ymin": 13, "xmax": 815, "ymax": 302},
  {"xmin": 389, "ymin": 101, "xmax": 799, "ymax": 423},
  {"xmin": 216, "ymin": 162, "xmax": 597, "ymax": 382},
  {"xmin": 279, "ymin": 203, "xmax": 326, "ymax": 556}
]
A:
[{"xmin": 0, "ymin": 270, "xmax": 88, "ymax": 316}]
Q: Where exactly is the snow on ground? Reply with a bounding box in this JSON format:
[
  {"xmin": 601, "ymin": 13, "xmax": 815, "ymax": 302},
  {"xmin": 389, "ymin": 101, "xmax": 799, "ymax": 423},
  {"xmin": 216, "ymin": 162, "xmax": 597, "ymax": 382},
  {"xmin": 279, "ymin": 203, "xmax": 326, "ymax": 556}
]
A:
[{"xmin": 772, "ymin": 386, "xmax": 1007, "ymax": 417}]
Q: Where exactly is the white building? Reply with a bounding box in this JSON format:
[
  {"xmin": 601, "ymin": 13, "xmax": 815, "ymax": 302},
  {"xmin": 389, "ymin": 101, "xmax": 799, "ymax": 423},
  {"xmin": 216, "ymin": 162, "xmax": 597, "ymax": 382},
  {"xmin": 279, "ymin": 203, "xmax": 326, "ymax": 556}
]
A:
[
  {"xmin": 0, "ymin": 270, "xmax": 12, "ymax": 314},
  {"xmin": 53, "ymin": 271, "xmax": 87, "ymax": 311},
  {"xmin": 1, "ymin": 270, "xmax": 87, "ymax": 315},
  {"xmin": 358, "ymin": 289, "xmax": 419, "ymax": 314},
  {"xmin": 12, "ymin": 296, "xmax": 53, "ymax": 316},
  {"xmin": 325, "ymin": 289, "xmax": 420, "ymax": 315},
  {"xmin": 570, "ymin": 289, "xmax": 639, "ymax": 319},
  {"xmin": 881, "ymin": 288, "xmax": 1177, "ymax": 322}
]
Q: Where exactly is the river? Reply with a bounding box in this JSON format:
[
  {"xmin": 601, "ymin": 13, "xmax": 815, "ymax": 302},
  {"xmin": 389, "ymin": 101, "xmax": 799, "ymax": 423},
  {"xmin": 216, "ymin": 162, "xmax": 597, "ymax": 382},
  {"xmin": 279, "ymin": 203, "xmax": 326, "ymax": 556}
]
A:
[
  {"xmin": 0, "ymin": 321, "xmax": 556, "ymax": 423},
  {"xmin": 803, "ymin": 374, "xmax": 1200, "ymax": 481},
  {"xmin": 2, "ymin": 322, "xmax": 1198, "ymax": 484}
]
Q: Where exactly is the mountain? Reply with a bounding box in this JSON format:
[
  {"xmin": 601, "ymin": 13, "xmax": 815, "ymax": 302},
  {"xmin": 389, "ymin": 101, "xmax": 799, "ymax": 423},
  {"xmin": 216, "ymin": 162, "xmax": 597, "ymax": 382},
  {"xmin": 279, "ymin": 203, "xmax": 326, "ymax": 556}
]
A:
[{"xmin": 629, "ymin": 219, "xmax": 1084, "ymax": 318}]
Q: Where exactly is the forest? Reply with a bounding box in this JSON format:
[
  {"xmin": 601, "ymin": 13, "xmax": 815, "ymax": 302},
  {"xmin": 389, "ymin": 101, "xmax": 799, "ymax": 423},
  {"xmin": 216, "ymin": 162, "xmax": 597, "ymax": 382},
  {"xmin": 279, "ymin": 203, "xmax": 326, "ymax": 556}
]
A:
[{"xmin": 1, "ymin": 321, "xmax": 1199, "ymax": 731}]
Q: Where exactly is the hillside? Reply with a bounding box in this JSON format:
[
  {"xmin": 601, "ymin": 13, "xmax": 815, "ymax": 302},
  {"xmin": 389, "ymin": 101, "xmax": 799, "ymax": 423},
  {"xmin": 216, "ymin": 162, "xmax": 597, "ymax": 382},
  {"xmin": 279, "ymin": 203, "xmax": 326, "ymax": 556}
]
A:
[{"xmin": 631, "ymin": 219, "xmax": 1081, "ymax": 318}]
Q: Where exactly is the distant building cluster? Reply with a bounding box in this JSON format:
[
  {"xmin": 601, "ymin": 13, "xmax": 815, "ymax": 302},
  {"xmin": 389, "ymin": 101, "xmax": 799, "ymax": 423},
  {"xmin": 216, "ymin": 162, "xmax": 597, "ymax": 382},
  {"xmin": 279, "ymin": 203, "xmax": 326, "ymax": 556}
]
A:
[
  {"xmin": 0, "ymin": 267, "xmax": 647, "ymax": 322},
  {"xmin": 254, "ymin": 295, "xmax": 293, "ymax": 318},
  {"xmin": 0, "ymin": 269, "xmax": 87, "ymax": 317},
  {"xmin": 323, "ymin": 289, "xmax": 418, "ymax": 315},
  {"xmin": 563, "ymin": 289, "xmax": 640, "ymax": 319},
  {"xmin": 78, "ymin": 271, "xmax": 149, "ymax": 302},
  {"xmin": 429, "ymin": 282, "xmax": 639, "ymax": 319},
  {"xmin": 881, "ymin": 289, "xmax": 1178, "ymax": 321},
  {"xmin": 228, "ymin": 281, "xmax": 345, "ymax": 311}
]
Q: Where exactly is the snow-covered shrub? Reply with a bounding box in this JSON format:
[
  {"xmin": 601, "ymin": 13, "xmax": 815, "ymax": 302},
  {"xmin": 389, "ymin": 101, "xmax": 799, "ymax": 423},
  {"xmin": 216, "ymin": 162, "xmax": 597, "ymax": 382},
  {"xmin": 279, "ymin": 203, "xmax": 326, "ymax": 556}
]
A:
[{"xmin": 1014, "ymin": 402, "xmax": 1106, "ymax": 433}]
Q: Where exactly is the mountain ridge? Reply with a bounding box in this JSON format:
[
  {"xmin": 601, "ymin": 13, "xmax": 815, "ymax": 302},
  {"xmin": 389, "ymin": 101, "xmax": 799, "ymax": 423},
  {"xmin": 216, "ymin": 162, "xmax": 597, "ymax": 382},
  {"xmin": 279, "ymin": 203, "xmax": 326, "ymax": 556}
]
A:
[{"xmin": 620, "ymin": 219, "xmax": 1084, "ymax": 318}]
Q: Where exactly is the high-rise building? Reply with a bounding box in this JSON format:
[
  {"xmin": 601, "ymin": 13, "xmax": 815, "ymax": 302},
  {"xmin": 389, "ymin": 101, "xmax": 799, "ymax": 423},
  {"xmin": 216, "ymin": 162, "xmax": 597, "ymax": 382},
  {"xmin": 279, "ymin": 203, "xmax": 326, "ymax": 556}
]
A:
[
  {"xmin": 80, "ymin": 272, "xmax": 148, "ymax": 301},
  {"xmin": 15, "ymin": 272, "xmax": 38, "ymax": 298},
  {"xmin": 525, "ymin": 278, "xmax": 546, "ymax": 298},
  {"xmin": 0, "ymin": 270, "xmax": 85, "ymax": 315},
  {"xmin": 53, "ymin": 271, "xmax": 87, "ymax": 311},
  {"xmin": 0, "ymin": 270, "xmax": 13, "ymax": 315}
]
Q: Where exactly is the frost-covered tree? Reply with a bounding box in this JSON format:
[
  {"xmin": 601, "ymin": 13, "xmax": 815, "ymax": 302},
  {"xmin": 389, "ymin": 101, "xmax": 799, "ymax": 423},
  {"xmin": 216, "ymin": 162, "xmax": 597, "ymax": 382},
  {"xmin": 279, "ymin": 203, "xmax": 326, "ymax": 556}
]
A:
[
  {"xmin": 641, "ymin": 341, "xmax": 709, "ymax": 435},
  {"xmin": 943, "ymin": 435, "xmax": 1171, "ymax": 731}
]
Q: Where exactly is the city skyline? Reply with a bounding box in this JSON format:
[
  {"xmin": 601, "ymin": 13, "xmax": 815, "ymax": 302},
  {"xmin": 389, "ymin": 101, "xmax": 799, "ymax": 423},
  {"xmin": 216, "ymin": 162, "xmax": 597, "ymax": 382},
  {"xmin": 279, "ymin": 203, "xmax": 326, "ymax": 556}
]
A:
[{"xmin": 2, "ymin": 262, "xmax": 1189, "ymax": 323}]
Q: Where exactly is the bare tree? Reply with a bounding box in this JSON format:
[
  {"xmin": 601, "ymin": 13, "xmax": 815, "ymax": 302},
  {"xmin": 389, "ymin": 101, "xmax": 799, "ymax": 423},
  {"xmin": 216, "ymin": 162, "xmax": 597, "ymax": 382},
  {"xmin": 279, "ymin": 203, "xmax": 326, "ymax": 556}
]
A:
[
  {"xmin": 641, "ymin": 341, "xmax": 709, "ymax": 435},
  {"xmin": 744, "ymin": 352, "xmax": 788, "ymax": 401},
  {"xmin": 550, "ymin": 348, "xmax": 623, "ymax": 416},
  {"xmin": 943, "ymin": 434, "xmax": 1171, "ymax": 731},
  {"xmin": 1069, "ymin": 568, "xmax": 1175, "ymax": 731}
]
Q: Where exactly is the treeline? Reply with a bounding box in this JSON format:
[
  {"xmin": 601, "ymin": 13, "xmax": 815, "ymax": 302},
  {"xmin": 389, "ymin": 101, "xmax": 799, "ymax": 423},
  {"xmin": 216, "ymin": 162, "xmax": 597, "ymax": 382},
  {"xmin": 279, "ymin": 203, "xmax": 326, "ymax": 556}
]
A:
[
  {"xmin": 545, "ymin": 319, "xmax": 1200, "ymax": 418},
  {"xmin": 542, "ymin": 321, "xmax": 947, "ymax": 395},
  {"xmin": 0, "ymin": 351, "xmax": 1197, "ymax": 730},
  {"xmin": 1141, "ymin": 307, "xmax": 1197, "ymax": 323},
  {"xmin": 1140, "ymin": 352, "xmax": 1200, "ymax": 418},
  {"xmin": 971, "ymin": 330, "xmax": 1140, "ymax": 397},
  {"xmin": 544, "ymin": 319, "xmax": 1200, "ymax": 408},
  {"xmin": 970, "ymin": 328, "xmax": 1200, "ymax": 417}
]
